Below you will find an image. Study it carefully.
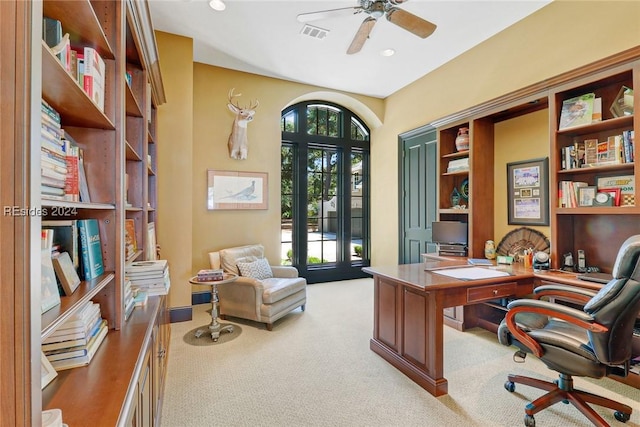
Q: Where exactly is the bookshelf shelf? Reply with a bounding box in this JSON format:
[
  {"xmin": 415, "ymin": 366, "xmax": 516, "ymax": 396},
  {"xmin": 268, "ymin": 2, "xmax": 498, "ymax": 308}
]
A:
[
  {"xmin": 42, "ymin": 0, "xmax": 114, "ymax": 60},
  {"xmin": 42, "ymin": 43, "xmax": 114, "ymax": 130},
  {"xmin": 41, "ymin": 200, "xmax": 116, "ymax": 210},
  {"xmin": 41, "ymin": 273, "xmax": 115, "ymax": 339},
  {"xmin": 126, "ymin": 83, "xmax": 144, "ymax": 117},
  {"xmin": 556, "ymin": 115, "xmax": 634, "ymax": 136}
]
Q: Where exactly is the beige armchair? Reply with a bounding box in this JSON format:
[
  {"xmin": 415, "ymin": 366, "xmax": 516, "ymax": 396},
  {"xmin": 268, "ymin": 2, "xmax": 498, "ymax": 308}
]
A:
[{"xmin": 208, "ymin": 244, "xmax": 306, "ymax": 330}]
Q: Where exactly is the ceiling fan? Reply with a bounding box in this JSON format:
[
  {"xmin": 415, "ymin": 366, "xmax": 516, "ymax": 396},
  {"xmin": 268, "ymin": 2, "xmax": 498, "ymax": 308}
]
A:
[{"xmin": 297, "ymin": 0, "xmax": 437, "ymax": 55}]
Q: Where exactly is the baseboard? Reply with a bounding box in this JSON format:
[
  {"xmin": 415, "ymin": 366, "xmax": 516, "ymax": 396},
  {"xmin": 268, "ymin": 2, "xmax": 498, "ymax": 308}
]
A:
[
  {"xmin": 192, "ymin": 291, "xmax": 210, "ymax": 305},
  {"xmin": 169, "ymin": 306, "xmax": 193, "ymax": 323}
]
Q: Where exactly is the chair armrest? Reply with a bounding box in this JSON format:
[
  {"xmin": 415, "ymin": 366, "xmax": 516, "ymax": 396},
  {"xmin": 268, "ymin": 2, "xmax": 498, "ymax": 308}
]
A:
[
  {"xmin": 270, "ymin": 265, "xmax": 299, "ymax": 278},
  {"xmin": 233, "ymin": 276, "xmax": 265, "ymax": 291},
  {"xmin": 505, "ymin": 299, "xmax": 607, "ymax": 357},
  {"xmin": 533, "ymin": 284, "xmax": 597, "ymax": 304}
]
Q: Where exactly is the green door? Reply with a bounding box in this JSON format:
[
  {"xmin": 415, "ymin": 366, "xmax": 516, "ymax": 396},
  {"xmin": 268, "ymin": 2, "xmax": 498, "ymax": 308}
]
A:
[{"xmin": 400, "ymin": 127, "xmax": 438, "ymax": 264}]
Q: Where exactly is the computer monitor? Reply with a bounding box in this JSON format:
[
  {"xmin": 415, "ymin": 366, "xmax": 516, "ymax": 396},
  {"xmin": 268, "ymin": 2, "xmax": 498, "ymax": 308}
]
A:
[{"xmin": 431, "ymin": 221, "xmax": 468, "ymax": 246}]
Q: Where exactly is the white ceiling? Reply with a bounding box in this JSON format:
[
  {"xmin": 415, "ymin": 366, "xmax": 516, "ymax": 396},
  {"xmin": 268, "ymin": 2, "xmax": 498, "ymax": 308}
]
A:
[{"xmin": 149, "ymin": 0, "xmax": 551, "ymax": 98}]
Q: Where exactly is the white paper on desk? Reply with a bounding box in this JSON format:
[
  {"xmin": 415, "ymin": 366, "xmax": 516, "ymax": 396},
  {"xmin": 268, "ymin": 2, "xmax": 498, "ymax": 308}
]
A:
[{"xmin": 433, "ymin": 267, "xmax": 511, "ymax": 280}]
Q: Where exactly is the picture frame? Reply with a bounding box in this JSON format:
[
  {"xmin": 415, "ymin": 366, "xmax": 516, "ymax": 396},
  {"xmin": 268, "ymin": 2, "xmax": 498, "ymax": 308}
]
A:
[
  {"xmin": 41, "ymin": 248, "xmax": 61, "ymax": 314},
  {"xmin": 596, "ymin": 174, "xmax": 635, "ymax": 206},
  {"xmin": 507, "ymin": 157, "xmax": 549, "ymax": 225},
  {"xmin": 207, "ymin": 170, "xmax": 268, "ymax": 210},
  {"xmin": 598, "ymin": 187, "xmax": 622, "ymax": 206},
  {"xmin": 41, "ymin": 352, "xmax": 57, "ymax": 389},
  {"xmin": 578, "ymin": 186, "xmax": 597, "ymax": 206},
  {"xmin": 52, "ymin": 252, "xmax": 81, "ymax": 296}
]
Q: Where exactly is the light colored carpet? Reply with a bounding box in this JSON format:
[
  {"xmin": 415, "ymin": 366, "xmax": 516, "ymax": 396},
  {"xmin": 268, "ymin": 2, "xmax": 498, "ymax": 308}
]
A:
[{"xmin": 161, "ymin": 278, "xmax": 640, "ymax": 427}]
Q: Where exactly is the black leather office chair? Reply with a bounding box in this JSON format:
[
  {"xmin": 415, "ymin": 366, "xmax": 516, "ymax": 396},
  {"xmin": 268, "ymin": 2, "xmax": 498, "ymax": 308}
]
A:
[{"xmin": 498, "ymin": 235, "xmax": 640, "ymax": 427}]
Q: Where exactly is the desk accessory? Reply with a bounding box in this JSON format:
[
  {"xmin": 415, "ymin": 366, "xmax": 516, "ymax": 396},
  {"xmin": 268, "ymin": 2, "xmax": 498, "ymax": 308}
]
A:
[
  {"xmin": 497, "ymin": 255, "xmax": 513, "ymax": 265},
  {"xmin": 532, "ymin": 251, "xmax": 550, "ymax": 271}
]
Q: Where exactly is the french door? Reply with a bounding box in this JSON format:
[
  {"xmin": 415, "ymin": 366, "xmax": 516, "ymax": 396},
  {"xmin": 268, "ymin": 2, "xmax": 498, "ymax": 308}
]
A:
[{"xmin": 281, "ymin": 102, "xmax": 370, "ymax": 283}]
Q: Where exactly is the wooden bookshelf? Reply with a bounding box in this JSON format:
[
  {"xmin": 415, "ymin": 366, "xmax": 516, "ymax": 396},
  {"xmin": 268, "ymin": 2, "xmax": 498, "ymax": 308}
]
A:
[{"xmin": 6, "ymin": 0, "xmax": 169, "ymax": 425}]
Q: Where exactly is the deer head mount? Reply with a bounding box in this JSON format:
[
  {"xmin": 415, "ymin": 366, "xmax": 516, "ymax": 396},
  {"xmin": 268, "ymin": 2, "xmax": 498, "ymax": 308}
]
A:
[{"xmin": 227, "ymin": 88, "xmax": 259, "ymax": 160}]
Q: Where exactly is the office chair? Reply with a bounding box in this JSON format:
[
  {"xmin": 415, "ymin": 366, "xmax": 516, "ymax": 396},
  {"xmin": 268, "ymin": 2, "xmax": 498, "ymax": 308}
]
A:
[{"xmin": 497, "ymin": 235, "xmax": 640, "ymax": 427}]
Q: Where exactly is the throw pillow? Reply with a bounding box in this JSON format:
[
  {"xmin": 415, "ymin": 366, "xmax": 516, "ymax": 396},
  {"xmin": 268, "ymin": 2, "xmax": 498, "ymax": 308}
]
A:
[{"xmin": 237, "ymin": 258, "xmax": 273, "ymax": 280}]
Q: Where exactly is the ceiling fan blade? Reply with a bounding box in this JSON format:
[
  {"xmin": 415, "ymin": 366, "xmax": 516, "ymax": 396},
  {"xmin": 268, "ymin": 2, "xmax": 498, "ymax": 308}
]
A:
[
  {"xmin": 386, "ymin": 7, "xmax": 437, "ymax": 38},
  {"xmin": 347, "ymin": 17, "xmax": 377, "ymax": 55},
  {"xmin": 297, "ymin": 6, "xmax": 362, "ymax": 23}
]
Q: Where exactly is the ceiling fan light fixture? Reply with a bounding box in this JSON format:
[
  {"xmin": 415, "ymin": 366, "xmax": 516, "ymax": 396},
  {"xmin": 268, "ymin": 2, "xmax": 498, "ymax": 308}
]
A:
[{"xmin": 209, "ymin": 0, "xmax": 226, "ymax": 11}]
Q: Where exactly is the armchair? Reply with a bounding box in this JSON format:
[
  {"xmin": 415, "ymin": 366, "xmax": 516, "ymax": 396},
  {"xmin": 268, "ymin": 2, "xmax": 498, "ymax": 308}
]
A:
[
  {"xmin": 497, "ymin": 235, "xmax": 640, "ymax": 427},
  {"xmin": 208, "ymin": 244, "xmax": 306, "ymax": 331}
]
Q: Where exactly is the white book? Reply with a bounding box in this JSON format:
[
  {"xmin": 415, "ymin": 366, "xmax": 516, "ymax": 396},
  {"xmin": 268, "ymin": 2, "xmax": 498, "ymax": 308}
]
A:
[{"xmin": 50, "ymin": 321, "xmax": 108, "ymax": 371}]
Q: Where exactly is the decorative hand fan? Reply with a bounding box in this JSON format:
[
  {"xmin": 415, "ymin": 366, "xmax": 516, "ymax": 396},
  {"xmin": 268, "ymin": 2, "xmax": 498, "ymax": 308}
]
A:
[{"xmin": 496, "ymin": 227, "xmax": 550, "ymax": 260}]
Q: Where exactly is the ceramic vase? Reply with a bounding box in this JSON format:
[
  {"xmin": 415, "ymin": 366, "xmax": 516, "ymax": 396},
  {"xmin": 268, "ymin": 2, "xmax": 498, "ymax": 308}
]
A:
[
  {"xmin": 455, "ymin": 127, "xmax": 469, "ymax": 152},
  {"xmin": 484, "ymin": 240, "xmax": 496, "ymax": 260}
]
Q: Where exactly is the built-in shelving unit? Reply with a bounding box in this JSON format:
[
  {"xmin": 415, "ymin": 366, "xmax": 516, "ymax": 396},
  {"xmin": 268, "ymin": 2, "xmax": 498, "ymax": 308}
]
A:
[
  {"xmin": 9, "ymin": 1, "xmax": 169, "ymax": 425},
  {"xmin": 431, "ymin": 49, "xmax": 639, "ymax": 387}
]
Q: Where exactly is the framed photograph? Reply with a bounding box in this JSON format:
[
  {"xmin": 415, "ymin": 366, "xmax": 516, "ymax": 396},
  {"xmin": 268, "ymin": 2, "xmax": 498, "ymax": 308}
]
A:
[
  {"xmin": 52, "ymin": 252, "xmax": 81, "ymax": 296},
  {"xmin": 596, "ymin": 174, "xmax": 635, "ymax": 206},
  {"xmin": 41, "ymin": 352, "xmax": 57, "ymax": 389},
  {"xmin": 578, "ymin": 186, "xmax": 597, "ymax": 206},
  {"xmin": 207, "ymin": 170, "xmax": 268, "ymax": 210},
  {"xmin": 598, "ymin": 187, "xmax": 622, "ymax": 206},
  {"xmin": 507, "ymin": 157, "xmax": 549, "ymax": 225}
]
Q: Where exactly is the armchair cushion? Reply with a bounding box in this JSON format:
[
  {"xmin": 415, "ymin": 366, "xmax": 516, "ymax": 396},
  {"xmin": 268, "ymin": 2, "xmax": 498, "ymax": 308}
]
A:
[
  {"xmin": 237, "ymin": 258, "xmax": 273, "ymax": 280},
  {"xmin": 219, "ymin": 244, "xmax": 264, "ymax": 275}
]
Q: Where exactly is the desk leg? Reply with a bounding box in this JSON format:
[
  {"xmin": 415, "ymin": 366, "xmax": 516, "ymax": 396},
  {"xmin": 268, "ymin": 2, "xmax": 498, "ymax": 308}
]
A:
[{"xmin": 369, "ymin": 278, "xmax": 448, "ymax": 396}]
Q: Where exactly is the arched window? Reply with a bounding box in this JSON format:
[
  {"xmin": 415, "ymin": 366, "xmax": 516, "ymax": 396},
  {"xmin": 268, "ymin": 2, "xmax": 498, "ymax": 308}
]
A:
[{"xmin": 281, "ymin": 101, "xmax": 370, "ymax": 283}]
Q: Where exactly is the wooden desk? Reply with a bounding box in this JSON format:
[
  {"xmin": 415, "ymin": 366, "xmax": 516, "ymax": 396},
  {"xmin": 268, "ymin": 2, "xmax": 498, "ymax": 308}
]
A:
[{"xmin": 363, "ymin": 262, "xmax": 535, "ymax": 397}]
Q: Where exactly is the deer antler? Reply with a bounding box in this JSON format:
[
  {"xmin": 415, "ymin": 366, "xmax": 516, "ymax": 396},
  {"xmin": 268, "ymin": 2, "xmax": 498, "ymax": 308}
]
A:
[{"xmin": 228, "ymin": 88, "xmax": 259, "ymax": 110}]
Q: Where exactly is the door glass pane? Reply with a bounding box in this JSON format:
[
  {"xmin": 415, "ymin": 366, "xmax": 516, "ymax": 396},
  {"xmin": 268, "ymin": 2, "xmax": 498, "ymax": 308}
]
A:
[
  {"xmin": 351, "ymin": 152, "xmax": 364, "ymax": 261},
  {"xmin": 308, "ymin": 147, "xmax": 337, "ymax": 265},
  {"xmin": 281, "ymin": 146, "xmax": 294, "ymax": 265}
]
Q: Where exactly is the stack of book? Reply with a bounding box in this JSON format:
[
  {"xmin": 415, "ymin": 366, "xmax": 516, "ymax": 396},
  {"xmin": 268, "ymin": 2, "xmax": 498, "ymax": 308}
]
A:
[
  {"xmin": 41, "ymin": 100, "xmax": 67, "ymax": 201},
  {"xmin": 124, "ymin": 277, "xmax": 135, "ymax": 320},
  {"xmin": 196, "ymin": 269, "xmax": 224, "ymax": 282},
  {"xmin": 125, "ymin": 260, "xmax": 170, "ymax": 296},
  {"xmin": 43, "ymin": 301, "xmax": 108, "ymax": 371}
]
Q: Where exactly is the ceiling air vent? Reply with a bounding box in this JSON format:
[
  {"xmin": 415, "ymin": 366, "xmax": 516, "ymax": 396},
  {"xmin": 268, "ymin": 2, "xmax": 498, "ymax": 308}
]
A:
[{"xmin": 300, "ymin": 24, "xmax": 329, "ymax": 40}]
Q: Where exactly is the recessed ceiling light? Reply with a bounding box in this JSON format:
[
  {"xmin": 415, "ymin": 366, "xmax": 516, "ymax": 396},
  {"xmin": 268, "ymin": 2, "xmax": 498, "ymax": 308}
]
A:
[
  {"xmin": 209, "ymin": 0, "xmax": 226, "ymax": 11},
  {"xmin": 380, "ymin": 48, "xmax": 395, "ymax": 57}
]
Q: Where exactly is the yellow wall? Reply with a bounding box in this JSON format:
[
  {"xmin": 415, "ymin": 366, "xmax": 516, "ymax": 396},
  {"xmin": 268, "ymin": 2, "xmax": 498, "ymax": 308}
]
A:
[
  {"xmin": 376, "ymin": 0, "xmax": 640, "ymax": 263},
  {"xmin": 156, "ymin": 32, "xmax": 194, "ymax": 309},
  {"xmin": 157, "ymin": 42, "xmax": 383, "ymax": 309},
  {"xmin": 494, "ymin": 109, "xmax": 550, "ymax": 242},
  {"xmin": 156, "ymin": 1, "xmax": 640, "ymax": 310}
]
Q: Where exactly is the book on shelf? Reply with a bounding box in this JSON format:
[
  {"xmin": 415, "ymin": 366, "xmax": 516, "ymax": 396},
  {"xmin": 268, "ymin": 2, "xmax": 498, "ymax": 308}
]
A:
[
  {"xmin": 610, "ymin": 86, "xmax": 634, "ymax": 118},
  {"xmin": 77, "ymin": 148, "xmax": 91, "ymax": 202},
  {"xmin": 45, "ymin": 305, "xmax": 101, "ymax": 340},
  {"xmin": 558, "ymin": 181, "xmax": 588, "ymax": 208},
  {"xmin": 52, "ymin": 252, "xmax": 81, "ymax": 296},
  {"xmin": 592, "ymin": 97, "xmax": 602, "ymax": 122},
  {"xmin": 54, "ymin": 302, "xmax": 100, "ymax": 332},
  {"xmin": 42, "ymin": 219, "xmax": 79, "ymax": 272},
  {"xmin": 125, "ymin": 219, "xmax": 137, "ymax": 259},
  {"xmin": 125, "ymin": 259, "xmax": 168, "ymax": 274},
  {"xmin": 49, "ymin": 319, "xmax": 108, "ymax": 371},
  {"xmin": 146, "ymin": 222, "xmax": 158, "ymax": 260},
  {"xmin": 558, "ymin": 93, "xmax": 595, "ymax": 130},
  {"xmin": 44, "ymin": 312, "xmax": 102, "ymax": 348},
  {"xmin": 133, "ymin": 290, "xmax": 148, "ymax": 307},
  {"xmin": 78, "ymin": 219, "xmax": 104, "ymax": 281},
  {"xmin": 583, "ymin": 139, "xmax": 598, "ymax": 166},
  {"xmin": 43, "ymin": 316, "xmax": 104, "ymax": 352},
  {"xmin": 82, "ymin": 47, "xmax": 105, "ymax": 111}
]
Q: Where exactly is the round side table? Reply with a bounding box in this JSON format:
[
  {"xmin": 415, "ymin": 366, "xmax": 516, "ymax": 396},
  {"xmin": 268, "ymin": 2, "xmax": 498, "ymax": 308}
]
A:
[{"xmin": 189, "ymin": 273, "xmax": 238, "ymax": 341}]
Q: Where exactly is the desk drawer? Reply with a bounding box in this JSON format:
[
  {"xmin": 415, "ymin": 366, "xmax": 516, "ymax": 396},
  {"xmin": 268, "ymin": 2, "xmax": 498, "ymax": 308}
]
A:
[{"xmin": 467, "ymin": 282, "xmax": 517, "ymax": 304}]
